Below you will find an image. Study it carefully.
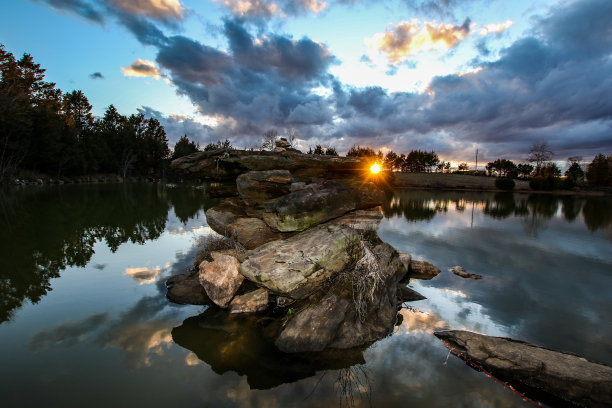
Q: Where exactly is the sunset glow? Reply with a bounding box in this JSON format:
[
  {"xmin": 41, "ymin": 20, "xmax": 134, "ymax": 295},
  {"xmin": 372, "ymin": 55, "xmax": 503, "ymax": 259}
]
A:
[{"xmin": 370, "ymin": 163, "xmax": 381, "ymax": 174}]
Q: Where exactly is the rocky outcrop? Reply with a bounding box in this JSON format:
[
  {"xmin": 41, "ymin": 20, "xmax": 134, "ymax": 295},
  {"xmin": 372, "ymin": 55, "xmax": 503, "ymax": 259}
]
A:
[
  {"xmin": 408, "ymin": 260, "xmax": 440, "ymax": 280},
  {"xmin": 165, "ymin": 273, "xmax": 211, "ymax": 305},
  {"xmin": 229, "ymin": 288, "xmax": 269, "ymax": 314},
  {"xmin": 327, "ymin": 207, "xmax": 384, "ymax": 231},
  {"xmin": 399, "ymin": 285, "xmax": 426, "ymax": 302},
  {"xmin": 449, "ymin": 266, "xmax": 482, "ymax": 280},
  {"xmin": 236, "ymin": 170, "xmax": 293, "ymax": 206},
  {"xmin": 435, "ymin": 330, "xmax": 612, "ymax": 407},
  {"xmin": 262, "ymin": 180, "xmax": 384, "ymax": 232},
  {"xmin": 204, "ymin": 197, "xmax": 246, "ymax": 235},
  {"xmin": 198, "ymin": 252, "xmax": 243, "ymax": 308},
  {"xmin": 170, "ymin": 149, "xmax": 368, "ymax": 181},
  {"xmin": 239, "ymin": 224, "xmax": 359, "ymax": 299}
]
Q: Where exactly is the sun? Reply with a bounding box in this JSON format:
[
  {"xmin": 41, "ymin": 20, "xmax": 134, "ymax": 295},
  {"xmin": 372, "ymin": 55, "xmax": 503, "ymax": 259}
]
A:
[{"xmin": 370, "ymin": 162, "xmax": 381, "ymax": 174}]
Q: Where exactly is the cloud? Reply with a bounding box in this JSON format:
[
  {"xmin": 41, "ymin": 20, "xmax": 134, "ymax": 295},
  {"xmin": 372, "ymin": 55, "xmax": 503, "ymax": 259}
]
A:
[
  {"xmin": 124, "ymin": 266, "xmax": 163, "ymax": 285},
  {"xmin": 109, "ymin": 0, "xmax": 184, "ymax": 20},
  {"xmin": 211, "ymin": 0, "xmax": 329, "ymax": 19},
  {"xmin": 28, "ymin": 313, "xmax": 109, "ymax": 351},
  {"xmin": 34, "ymin": 0, "xmax": 106, "ymax": 23},
  {"xmin": 479, "ymin": 19, "xmax": 514, "ymax": 36},
  {"xmin": 368, "ymin": 18, "xmax": 471, "ymax": 64},
  {"xmin": 121, "ymin": 58, "xmax": 162, "ymax": 78},
  {"xmin": 89, "ymin": 71, "xmax": 104, "ymax": 79}
]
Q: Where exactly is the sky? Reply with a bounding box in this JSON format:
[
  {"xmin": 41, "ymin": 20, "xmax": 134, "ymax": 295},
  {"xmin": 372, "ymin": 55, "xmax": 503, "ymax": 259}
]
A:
[{"xmin": 1, "ymin": 0, "xmax": 611, "ymax": 165}]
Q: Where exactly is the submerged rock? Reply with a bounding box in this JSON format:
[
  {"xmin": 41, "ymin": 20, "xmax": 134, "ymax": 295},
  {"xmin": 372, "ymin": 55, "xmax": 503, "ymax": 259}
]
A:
[
  {"xmin": 198, "ymin": 252, "xmax": 244, "ymax": 308},
  {"xmin": 262, "ymin": 180, "xmax": 384, "ymax": 232},
  {"xmin": 230, "ymin": 288, "xmax": 269, "ymax": 314},
  {"xmin": 449, "ymin": 266, "xmax": 482, "ymax": 280},
  {"xmin": 239, "ymin": 224, "xmax": 359, "ymax": 299},
  {"xmin": 165, "ymin": 273, "xmax": 210, "ymax": 305},
  {"xmin": 408, "ymin": 260, "xmax": 440, "ymax": 280},
  {"xmin": 435, "ymin": 330, "xmax": 612, "ymax": 407}
]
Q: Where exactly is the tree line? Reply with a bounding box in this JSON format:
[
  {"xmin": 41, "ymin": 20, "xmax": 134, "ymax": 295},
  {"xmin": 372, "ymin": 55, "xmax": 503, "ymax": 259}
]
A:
[{"xmin": 0, "ymin": 44, "xmax": 171, "ymax": 183}]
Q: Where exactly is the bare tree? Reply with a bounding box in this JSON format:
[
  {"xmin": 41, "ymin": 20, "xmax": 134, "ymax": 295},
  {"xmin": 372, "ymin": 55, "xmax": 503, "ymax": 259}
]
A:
[
  {"xmin": 287, "ymin": 128, "xmax": 297, "ymax": 147},
  {"xmin": 527, "ymin": 142, "xmax": 553, "ymax": 174},
  {"xmin": 261, "ymin": 129, "xmax": 278, "ymax": 151}
]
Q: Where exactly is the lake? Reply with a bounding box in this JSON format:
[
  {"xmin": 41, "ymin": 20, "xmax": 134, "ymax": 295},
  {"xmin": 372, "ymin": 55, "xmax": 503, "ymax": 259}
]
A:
[{"xmin": 1, "ymin": 184, "xmax": 611, "ymax": 407}]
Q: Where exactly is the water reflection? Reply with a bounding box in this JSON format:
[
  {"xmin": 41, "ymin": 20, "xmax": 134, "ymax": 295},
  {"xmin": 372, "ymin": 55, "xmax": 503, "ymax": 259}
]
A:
[
  {"xmin": 0, "ymin": 184, "xmax": 218, "ymax": 323},
  {"xmin": 171, "ymin": 307, "xmax": 367, "ymax": 390},
  {"xmin": 383, "ymin": 190, "xmax": 612, "ymax": 234}
]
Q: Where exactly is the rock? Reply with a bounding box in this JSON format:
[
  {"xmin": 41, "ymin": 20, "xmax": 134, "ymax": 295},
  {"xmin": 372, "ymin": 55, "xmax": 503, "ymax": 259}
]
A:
[
  {"xmin": 170, "ymin": 149, "xmax": 367, "ymax": 181},
  {"xmin": 398, "ymin": 252, "xmax": 411, "ymax": 271},
  {"xmin": 239, "ymin": 225, "xmax": 360, "ymax": 299},
  {"xmin": 409, "ymin": 260, "xmax": 440, "ymax": 280},
  {"xmin": 290, "ymin": 182, "xmax": 307, "ymax": 192},
  {"xmin": 229, "ymin": 288, "xmax": 269, "ymax": 314},
  {"xmin": 226, "ymin": 217, "xmax": 287, "ymax": 250},
  {"xmin": 205, "ymin": 197, "xmax": 247, "ymax": 235},
  {"xmin": 276, "ymin": 296, "xmax": 294, "ymax": 308},
  {"xmin": 434, "ymin": 330, "xmax": 612, "ymax": 407},
  {"xmin": 198, "ymin": 252, "xmax": 244, "ymax": 308},
  {"xmin": 262, "ymin": 180, "xmax": 384, "ymax": 232},
  {"xmin": 449, "ymin": 266, "xmax": 482, "ymax": 280},
  {"xmin": 165, "ymin": 273, "xmax": 211, "ymax": 305},
  {"xmin": 275, "ymin": 138, "xmax": 291, "ymax": 148},
  {"xmin": 399, "ymin": 285, "xmax": 426, "ymax": 302},
  {"xmin": 327, "ymin": 206, "xmax": 384, "ymax": 232},
  {"xmin": 275, "ymin": 292, "xmax": 350, "ymax": 353},
  {"xmin": 236, "ymin": 170, "xmax": 293, "ymax": 206}
]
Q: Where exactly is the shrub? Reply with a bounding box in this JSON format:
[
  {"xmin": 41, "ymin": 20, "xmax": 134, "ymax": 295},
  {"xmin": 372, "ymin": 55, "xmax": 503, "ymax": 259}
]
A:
[
  {"xmin": 495, "ymin": 177, "xmax": 515, "ymax": 191},
  {"xmin": 529, "ymin": 177, "xmax": 560, "ymax": 191}
]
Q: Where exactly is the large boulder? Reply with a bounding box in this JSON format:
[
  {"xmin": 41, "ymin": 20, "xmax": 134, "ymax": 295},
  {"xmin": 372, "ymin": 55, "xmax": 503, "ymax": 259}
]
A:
[
  {"xmin": 198, "ymin": 252, "xmax": 244, "ymax": 308},
  {"xmin": 435, "ymin": 330, "xmax": 612, "ymax": 407},
  {"xmin": 170, "ymin": 149, "xmax": 367, "ymax": 180},
  {"xmin": 275, "ymin": 241, "xmax": 405, "ymax": 352},
  {"xmin": 262, "ymin": 180, "xmax": 384, "ymax": 232},
  {"xmin": 239, "ymin": 224, "xmax": 360, "ymax": 299},
  {"xmin": 205, "ymin": 197, "xmax": 247, "ymax": 235},
  {"xmin": 236, "ymin": 170, "xmax": 293, "ymax": 206},
  {"xmin": 226, "ymin": 217, "xmax": 287, "ymax": 250}
]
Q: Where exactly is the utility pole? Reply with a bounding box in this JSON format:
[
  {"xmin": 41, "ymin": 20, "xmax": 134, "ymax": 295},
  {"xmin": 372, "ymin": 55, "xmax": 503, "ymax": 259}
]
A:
[{"xmin": 475, "ymin": 148, "xmax": 479, "ymax": 172}]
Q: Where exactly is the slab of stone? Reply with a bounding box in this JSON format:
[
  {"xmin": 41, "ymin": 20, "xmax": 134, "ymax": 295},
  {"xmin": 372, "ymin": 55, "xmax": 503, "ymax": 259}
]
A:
[
  {"xmin": 226, "ymin": 217, "xmax": 286, "ymax": 250},
  {"xmin": 239, "ymin": 224, "xmax": 359, "ymax": 299},
  {"xmin": 229, "ymin": 288, "xmax": 269, "ymax": 314},
  {"xmin": 198, "ymin": 252, "xmax": 244, "ymax": 308},
  {"xmin": 435, "ymin": 330, "xmax": 612, "ymax": 407},
  {"xmin": 236, "ymin": 170, "xmax": 293, "ymax": 206},
  {"xmin": 262, "ymin": 180, "xmax": 384, "ymax": 232},
  {"xmin": 205, "ymin": 197, "xmax": 247, "ymax": 235},
  {"xmin": 327, "ymin": 206, "xmax": 384, "ymax": 232},
  {"xmin": 399, "ymin": 285, "xmax": 426, "ymax": 302},
  {"xmin": 409, "ymin": 260, "xmax": 440, "ymax": 280}
]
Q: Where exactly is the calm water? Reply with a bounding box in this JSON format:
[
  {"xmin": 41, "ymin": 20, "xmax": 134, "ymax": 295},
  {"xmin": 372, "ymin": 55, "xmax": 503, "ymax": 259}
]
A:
[{"xmin": 0, "ymin": 185, "xmax": 611, "ymax": 407}]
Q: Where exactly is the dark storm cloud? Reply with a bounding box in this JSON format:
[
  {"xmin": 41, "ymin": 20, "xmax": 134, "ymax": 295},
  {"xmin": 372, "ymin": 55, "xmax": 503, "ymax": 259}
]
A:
[{"xmin": 89, "ymin": 71, "xmax": 104, "ymax": 79}]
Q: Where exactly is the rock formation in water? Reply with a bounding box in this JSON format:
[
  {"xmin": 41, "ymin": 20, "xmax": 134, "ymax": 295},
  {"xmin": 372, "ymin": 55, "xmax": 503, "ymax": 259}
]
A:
[
  {"xmin": 166, "ymin": 152, "xmax": 427, "ymax": 353},
  {"xmin": 435, "ymin": 330, "xmax": 612, "ymax": 407}
]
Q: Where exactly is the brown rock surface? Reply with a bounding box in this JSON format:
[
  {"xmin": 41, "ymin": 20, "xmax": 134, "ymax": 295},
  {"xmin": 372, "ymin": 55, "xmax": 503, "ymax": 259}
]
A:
[
  {"xmin": 409, "ymin": 260, "xmax": 440, "ymax": 280},
  {"xmin": 229, "ymin": 288, "xmax": 269, "ymax": 314},
  {"xmin": 236, "ymin": 170, "xmax": 293, "ymax": 206},
  {"xmin": 165, "ymin": 273, "xmax": 210, "ymax": 305},
  {"xmin": 435, "ymin": 330, "xmax": 612, "ymax": 407},
  {"xmin": 198, "ymin": 252, "xmax": 244, "ymax": 308}
]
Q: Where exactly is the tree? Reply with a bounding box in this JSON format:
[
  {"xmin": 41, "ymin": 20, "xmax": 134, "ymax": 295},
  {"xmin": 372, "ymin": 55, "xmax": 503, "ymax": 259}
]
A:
[
  {"xmin": 203, "ymin": 139, "xmax": 231, "ymax": 152},
  {"xmin": 325, "ymin": 146, "xmax": 338, "ymax": 156},
  {"xmin": 287, "ymin": 128, "xmax": 297, "ymax": 147},
  {"xmin": 458, "ymin": 162, "xmax": 469, "ymax": 171},
  {"xmin": 172, "ymin": 135, "xmax": 199, "ymax": 160},
  {"xmin": 403, "ymin": 150, "xmax": 439, "ymax": 172},
  {"xmin": 528, "ymin": 142, "xmax": 553, "ymax": 175},
  {"xmin": 347, "ymin": 145, "xmax": 377, "ymax": 158},
  {"xmin": 517, "ymin": 163, "xmax": 534, "ymax": 178},
  {"xmin": 261, "ymin": 129, "xmax": 278, "ymax": 151},
  {"xmin": 313, "ymin": 144, "xmax": 324, "ymax": 155},
  {"xmin": 586, "ymin": 153, "xmax": 612, "ymax": 186},
  {"xmin": 565, "ymin": 157, "xmax": 585, "ymax": 184}
]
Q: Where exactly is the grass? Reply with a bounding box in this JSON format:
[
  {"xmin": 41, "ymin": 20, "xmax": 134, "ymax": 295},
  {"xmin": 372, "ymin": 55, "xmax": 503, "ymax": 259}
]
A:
[{"xmin": 393, "ymin": 172, "xmax": 530, "ymax": 191}]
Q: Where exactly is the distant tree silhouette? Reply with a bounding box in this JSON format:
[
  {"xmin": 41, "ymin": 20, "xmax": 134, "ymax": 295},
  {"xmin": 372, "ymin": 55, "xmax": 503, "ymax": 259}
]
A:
[{"xmin": 172, "ymin": 135, "xmax": 199, "ymax": 159}]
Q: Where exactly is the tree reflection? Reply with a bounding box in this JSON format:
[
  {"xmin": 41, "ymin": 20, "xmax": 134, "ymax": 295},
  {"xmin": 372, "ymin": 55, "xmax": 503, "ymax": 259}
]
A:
[
  {"xmin": 582, "ymin": 198, "xmax": 612, "ymax": 232},
  {"xmin": 0, "ymin": 184, "xmax": 217, "ymax": 323}
]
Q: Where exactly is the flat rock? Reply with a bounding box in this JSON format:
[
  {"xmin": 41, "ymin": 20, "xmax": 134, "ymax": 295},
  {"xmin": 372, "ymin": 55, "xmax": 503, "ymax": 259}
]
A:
[
  {"xmin": 165, "ymin": 273, "xmax": 211, "ymax": 305},
  {"xmin": 226, "ymin": 217, "xmax": 287, "ymax": 250},
  {"xmin": 229, "ymin": 288, "xmax": 269, "ymax": 314},
  {"xmin": 327, "ymin": 206, "xmax": 384, "ymax": 232},
  {"xmin": 198, "ymin": 252, "xmax": 244, "ymax": 308},
  {"xmin": 409, "ymin": 260, "xmax": 440, "ymax": 280},
  {"xmin": 239, "ymin": 225, "xmax": 359, "ymax": 299},
  {"xmin": 435, "ymin": 330, "xmax": 612, "ymax": 407},
  {"xmin": 449, "ymin": 266, "xmax": 482, "ymax": 280},
  {"xmin": 399, "ymin": 285, "xmax": 426, "ymax": 302},
  {"xmin": 262, "ymin": 180, "xmax": 384, "ymax": 232},
  {"xmin": 236, "ymin": 170, "xmax": 293, "ymax": 206},
  {"xmin": 275, "ymin": 292, "xmax": 350, "ymax": 353},
  {"xmin": 205, "ymin": 183, "xmax": 238, "ymax": 198},
  {"xmin": 170, "ymin": 149, "xmax": 367, "ymax": 180}
]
